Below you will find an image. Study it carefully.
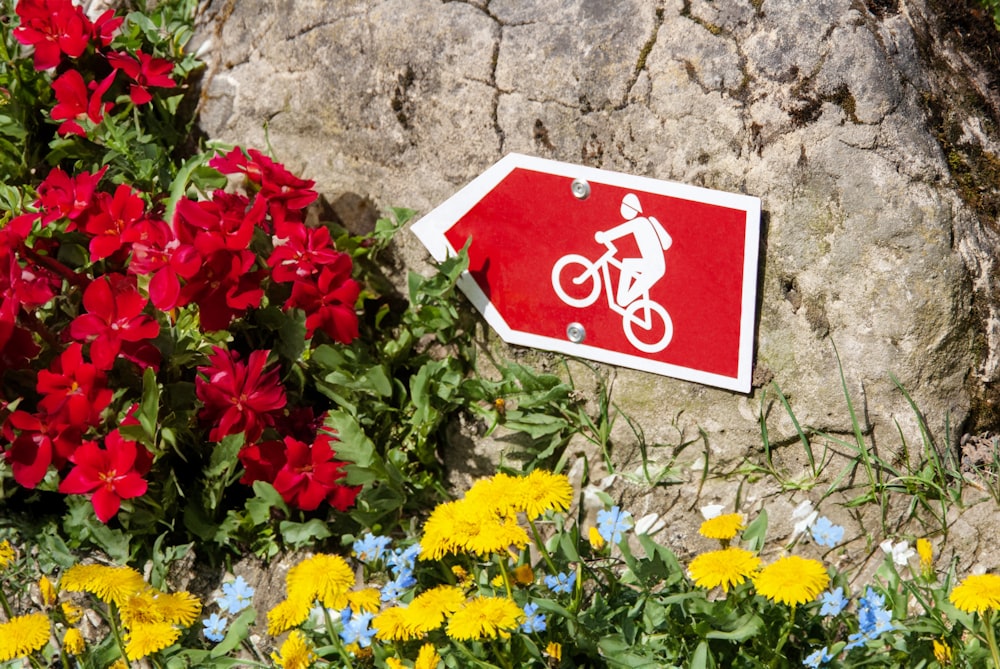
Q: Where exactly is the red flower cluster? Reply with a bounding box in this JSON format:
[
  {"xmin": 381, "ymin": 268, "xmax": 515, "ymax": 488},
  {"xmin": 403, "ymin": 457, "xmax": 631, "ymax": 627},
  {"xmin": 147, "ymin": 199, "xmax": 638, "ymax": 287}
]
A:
[
  {"xmin": 209, "ymin": 148, "xmax": 362, "ymax": 343},
  {"xmin": 13, "ymin": 0, "xmax": 175, "ymax": 136},
  {"xmin": 1, "ymin": 0, "xmax": 364, "ymax": 523},
  {"xmin": 239, "ymin": 431, "xmax": 359, "ymax": 512}
]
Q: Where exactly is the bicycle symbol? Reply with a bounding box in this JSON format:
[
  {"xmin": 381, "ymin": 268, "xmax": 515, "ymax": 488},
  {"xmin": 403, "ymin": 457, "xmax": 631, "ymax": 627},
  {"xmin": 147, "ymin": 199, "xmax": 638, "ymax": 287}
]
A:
[{"xmin": 551, "ymin": 194, "xmax": 673, "ymax": 354}]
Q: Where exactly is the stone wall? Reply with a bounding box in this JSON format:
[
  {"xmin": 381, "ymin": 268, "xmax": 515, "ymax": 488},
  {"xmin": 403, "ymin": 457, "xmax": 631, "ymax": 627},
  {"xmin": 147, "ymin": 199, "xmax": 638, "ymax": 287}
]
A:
[{"xmin": 193, "ymin": 0, "xmax": 1000, "ymax": 488}]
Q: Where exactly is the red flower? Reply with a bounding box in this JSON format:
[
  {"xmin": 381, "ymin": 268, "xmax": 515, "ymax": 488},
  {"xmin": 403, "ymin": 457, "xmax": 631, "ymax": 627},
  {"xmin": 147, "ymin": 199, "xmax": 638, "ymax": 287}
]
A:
[
  {"xmin": 36, "ymin": 343, "xmax": 113, "ymax": 428},
  {"xmin": 174, "ymin": 191, "xmax": 264, "ymax": 254},
  {"xmin": 50, "ymin": 69, "xmax": 115, "ymax": 136},
  {"xmin": 69, "ymin": 274, "xmax": 160, "ymax": 370},
  {"xmin": 179, "ymin": 249, "xmax": 264, "ymax": 331},
  {"xmin": 209, "ymin": 147, "xmax": 317, "ymax": 227},
  {"xmin": 35, "ymin": 166, "xmax": 107, "ymax": 227},
  {"xmin": 2, "ymin": 409, "xmax": 82, "ymax": 489},
  {"xmin": 105, "ymin": 50, "xmax": 176, "ymax": 105},
  {"xmin": 58, "ymin": 430, "xmax": 152, "ymax": 523},
  {"xmin": 83, "ymin": 183, "xmax": 148, "ymax": 261},
  {"xmin": 13, "ymin": 0, "xmax": 92, "ymax": 70},
  {"xmin": 125, "ymin": 218, "xmax": 201, "ymax": 310},
  {"xmin": 91, "ymin": 9, "xmax": 123, "ymax": 46},
  {"xmin": 285, "ymin": 262, "xmax": 360, "ymax": 344},
  {"xmin": 268, "ymin": 221, "xmax": 345, "ymax": 283},
  {"xmin": 238, "ymin": 432, "xmax": 358, "ymax": 511},
  {"xmin": 196, "ymin": 347, "xmax": 287, "ymax": 442}
]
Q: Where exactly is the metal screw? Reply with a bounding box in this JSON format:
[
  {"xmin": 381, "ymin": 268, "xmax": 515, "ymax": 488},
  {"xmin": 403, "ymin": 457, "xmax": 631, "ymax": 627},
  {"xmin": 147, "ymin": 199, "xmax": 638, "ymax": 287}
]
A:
[
  {"xmin": 571, "ymin": 179, "xmax": 591, "ymax": 200},
  {"xmin": 566, "ymin": 322, "xmax": 586, "ymax": 343}
]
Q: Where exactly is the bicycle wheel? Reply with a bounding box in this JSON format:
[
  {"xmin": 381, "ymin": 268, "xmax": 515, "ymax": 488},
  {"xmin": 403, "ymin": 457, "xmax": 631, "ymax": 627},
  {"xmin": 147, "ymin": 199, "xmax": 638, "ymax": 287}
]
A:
[
  {"xmin": 552, "ymin": 254, "xmax": 601, "ymax": 308},
  {"xmin": 623, "ymin": 299, "xmax": 673, "ymax": 353}
]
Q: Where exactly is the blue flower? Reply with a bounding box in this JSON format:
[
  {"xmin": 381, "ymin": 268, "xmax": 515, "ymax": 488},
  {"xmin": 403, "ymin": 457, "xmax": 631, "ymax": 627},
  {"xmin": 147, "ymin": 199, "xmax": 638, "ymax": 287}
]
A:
[
  {"xmin": 544, "ymin": 571, "xmax": 576, "ymax": 595},
  {"xmin": 819, "ymin": 587, "xmax": 847, "ymax": 616},
  {"xmin": 596, "ymin": 506, "xmax": 633, "ymax": 544},
  {"xmin": 202, "ymin": 612, "xmax": 228, "ymax": 642},
  {"xmin": 846, "ymin": 586, "xmax": 895, "ymax": 651},
  {"xmin": 803, "ymin": 647, "xmax": 833, "ymax": 667},
  {"xmin": 353, "ymin": 533, "xmax": 392, "ymax": 564},
  {"xmin": 811, "ymin": 516, "xmax": 845, "ymax": 548},
  {"xmin": 339, "ymin": 610, "xmax": 376, "ymax": 648},
  {"xmin": 217, "ymin": 575, "xmax": 255, "ymax": 614},
  {"xmin": 381, "ymin": 569, "xmax": 417, "ymax": 603},
  {"xmin": 520, "ymin": 602, "xmax": 547, "ymax": 633},
  {"xmin": 386, "ymin": 542, "xmax": 422, "ymax": 577}
]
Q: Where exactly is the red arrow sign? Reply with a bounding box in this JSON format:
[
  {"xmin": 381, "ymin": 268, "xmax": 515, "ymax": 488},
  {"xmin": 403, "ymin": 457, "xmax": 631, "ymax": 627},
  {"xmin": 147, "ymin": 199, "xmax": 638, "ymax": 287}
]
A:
[{"xmin": 412, "ymin": 154, "xmax": 761, "ymax": 392}]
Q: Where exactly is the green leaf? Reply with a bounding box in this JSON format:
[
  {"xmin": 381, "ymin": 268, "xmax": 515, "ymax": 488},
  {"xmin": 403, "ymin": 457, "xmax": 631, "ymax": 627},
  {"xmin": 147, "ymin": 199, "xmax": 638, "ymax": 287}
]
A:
[
  {"xmin": 246, "ymin": 481, "xmax": 289, "ymax": 525},
  {"xmin": 742, "ymin": 508, "xmax": 768, "ymax": 553},
  {"xmin": 210, "ymin": 608, "xmax": 257, "ymax": 658},
  {"xmin": 280, "ymin": 518, "xmax": 333, "ymax": 546},
  {"xmin": 323, "ymin": 411, "xmax": 376, "ymax": 468},
  {"xmin": 138, "ymin": 366, "xmax": 160, "ymax": 444},
  {"xmin": 689, "ymin": 641, "xmax": 712, "ymax": 669}
]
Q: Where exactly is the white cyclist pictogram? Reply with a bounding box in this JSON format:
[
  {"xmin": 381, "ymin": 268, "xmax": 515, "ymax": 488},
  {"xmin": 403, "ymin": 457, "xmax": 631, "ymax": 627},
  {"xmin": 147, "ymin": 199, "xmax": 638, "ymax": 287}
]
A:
[{"xmin": 551, "ymin": 193, "xmax": 673, "ymax": 353}]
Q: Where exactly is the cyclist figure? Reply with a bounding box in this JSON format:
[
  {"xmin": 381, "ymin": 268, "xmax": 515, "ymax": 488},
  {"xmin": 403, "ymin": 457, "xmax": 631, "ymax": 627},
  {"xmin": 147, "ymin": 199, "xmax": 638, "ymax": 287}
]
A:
[{"xmin": 593, "ymin": 193, "xmax": 672, "ymax": 308}]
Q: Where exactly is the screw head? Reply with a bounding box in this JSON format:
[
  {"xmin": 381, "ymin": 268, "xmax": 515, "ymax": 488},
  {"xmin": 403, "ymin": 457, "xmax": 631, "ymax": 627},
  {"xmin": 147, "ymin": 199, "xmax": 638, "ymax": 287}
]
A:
[
  {"xmin": 571, "ymin": 179, "xmax": 591, "ymax": 200},
  {"xmin": 566, "ymin": 322, "xmax": 586, "ymax": 343}
]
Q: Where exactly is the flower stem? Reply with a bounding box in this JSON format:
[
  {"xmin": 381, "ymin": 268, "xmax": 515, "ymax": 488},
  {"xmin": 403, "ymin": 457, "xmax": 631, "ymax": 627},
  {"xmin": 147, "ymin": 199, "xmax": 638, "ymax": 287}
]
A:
[
  {"xmin": 770, "ymin": 604, "xmax": 796, "ymax": 668},
  {"xmin": 497, "ymin": 557, "xmax": 513, "ymax": 599},
  {"xmin": 527, "ymin": 517, "xmax": 558, "ymax": 576},
  {"xmin": 984, "ymin": 610, "xmax": 1000, "ymax": 669},
  {"xmin": 0, "ymin": 586, "xmax": 13, "ymax": 619},
  {"xmin": 321, "ymin": 606, "xmax": 354, "ymax": 669},
  {"xmin": 107, "ymin": 603, "xmax": 131, "ymax": 666}
]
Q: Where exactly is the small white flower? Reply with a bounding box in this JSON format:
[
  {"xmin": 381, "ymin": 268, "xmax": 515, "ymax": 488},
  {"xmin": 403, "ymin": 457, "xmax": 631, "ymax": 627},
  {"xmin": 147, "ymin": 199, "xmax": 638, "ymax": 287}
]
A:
[
  {"xmin": 879, "ymin": 540, "xmax": 915, "ymax": 566},
  {"xmin": 791, "ymin": 499, "xmax": 818, "ymax": 536},
  {"xmin": 634, "ymin": 513, "xmax": 666, "ymax": 536},
  {"xmin": 699, "ymin": 504, "xmax": 725, "ymax": 520}
]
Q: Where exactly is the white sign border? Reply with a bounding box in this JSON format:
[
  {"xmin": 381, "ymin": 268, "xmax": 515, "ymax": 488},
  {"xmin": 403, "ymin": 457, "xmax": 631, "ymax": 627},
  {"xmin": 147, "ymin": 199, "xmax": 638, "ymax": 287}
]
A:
[{"xmin": 411, "ymin": 152, "xmax": 762, "ymax": 393}]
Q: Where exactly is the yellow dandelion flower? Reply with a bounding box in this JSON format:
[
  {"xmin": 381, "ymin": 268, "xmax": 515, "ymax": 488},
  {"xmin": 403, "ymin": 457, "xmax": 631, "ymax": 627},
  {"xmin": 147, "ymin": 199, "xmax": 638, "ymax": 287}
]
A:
[
  {"xmin": 415, "ymin": 642, "xmax": 442, "ymax": 669},
  {"xmin": 698, "ymin": 513, "xmax": 745, "ymax": 541},
  {"xmin": 950, "ymin": 573, "xmax": 1000, "ymax": 613},
  {"xmin": 0, "ymin": 539, "xmax": 15, "ymax": 569},
  {"xmin": 61, "ymin": 564, "xmax": 146, "ymax": 606},
  {"xmin": 509, "ymin": 470, "xmax": 574, "ymax": 519},
  {"xmin": 420, "ymin": 500, "xmax": 467, "ymax": 559},
  {"xmin": 346, "ymin": 587, "xmax": 382, "ymax": 613},
  {"xmin": 445, "ymin": 596, "xmax": 523, "ymax": 641},
  {"xmin": 462, "ymin": 512, "xmax": 529, "ymax": 558},
  {"xmin": 512, "ymin": 564, "xmax": 535, "ymax": 586},
  {"xmin": 286, "ymin": 554, "xmax": 354, "ymax": 609},
  {"xmin": 933, "ymin": 638, "xmax": 952, "ymax": 664},
  {"xmin": 271, "ymin": 630, "xmax": 316, "ymax": 669},
  {"xmin": 465, "ymin": 473, "xmax": 518, "ymax": 514},
  {"xmin": 0, "ymin": 612, "xmax": 50, "ymax": 661},
  {"xmin": 39, "ymin": 575, "xmax": 57, "ymax": 607},
  {"xmin": 589, "ymin": 526, "xmax": 606, "ymax": 550},
  {"xmin": 373, "ymin": 606, "xmax": 419, "ymax": 641},
  {"xmin": 546, "ymin": 641, "xmax": 562, "ymax": 661},
  {"xmin": 120, "ymin": 588, "xmax": 161, "ymax": 628},
  {"xmin": 451, "ymin": 565, "xmax": 473, "ymax": 588},
  {"xmin": 154, "ymin": 591, "xmax": 202, "ymax": 627},
  {"xmin": 406, "ymin": 585, "xmax": 466, "ymax": 634},
  {"xmin": 386, "ymin": 659, "xmax": 406, "ymax": 669},
  {"xmin": 688, "ymin": 547, "xmax": 761, "ymax": 592},
  {"xmin": 917, "ymin": 538, "xmax": 934, "ymax": 579},
  {"xmin": 109, "ymin": 660, "xmax": 129, "ymax": 669},
  {"xmin": 420, "ymin": 498, "xmax": 529, "ymax": 559},
  {"xmin": 267, "ymin": 598, "xmax": 313, "ymax": 636},
  {"xmin": 125, "ymin": 621, "xmax": 181, "ymax": 660},
  {"xmin": 753, "ymin": 555, "xmax": 830, "ymax": 606},
  {"xmin": 63, "ymin": 628, "xmax": 85, "ymax": 656},
  {"xmin": 61, "ymin": 602, "xmax": 84, "ymax": 625}
]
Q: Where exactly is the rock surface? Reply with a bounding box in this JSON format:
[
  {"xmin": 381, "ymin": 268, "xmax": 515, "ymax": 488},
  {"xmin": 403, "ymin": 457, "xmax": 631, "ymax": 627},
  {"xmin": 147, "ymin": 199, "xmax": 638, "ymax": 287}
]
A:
[{"xmin": 193, "ymin": 0, "xmax": 1000, "ymax": 540}]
